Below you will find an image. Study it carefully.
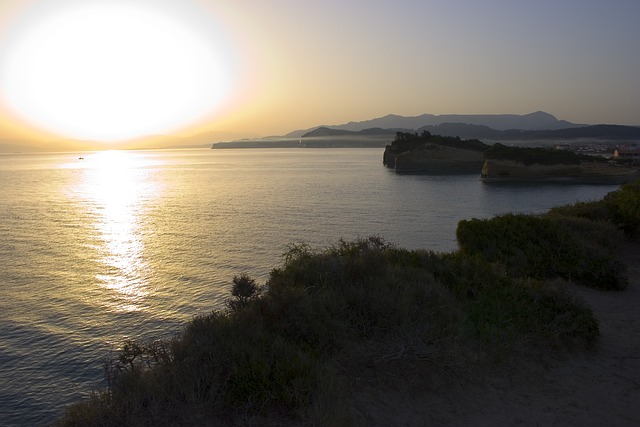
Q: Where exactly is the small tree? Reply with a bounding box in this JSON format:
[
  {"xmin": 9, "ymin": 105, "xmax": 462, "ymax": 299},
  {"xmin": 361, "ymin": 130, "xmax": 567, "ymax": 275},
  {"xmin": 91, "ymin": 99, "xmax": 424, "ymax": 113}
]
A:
[{"xmin": 227, "ymin": 274, "xmax": 260, "ymax": 311}]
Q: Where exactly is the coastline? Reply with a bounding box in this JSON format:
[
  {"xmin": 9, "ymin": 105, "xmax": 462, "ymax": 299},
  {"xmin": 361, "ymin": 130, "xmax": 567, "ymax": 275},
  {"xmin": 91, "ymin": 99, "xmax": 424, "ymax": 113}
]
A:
[{"xmin": 52, "ymin": 178, "xmax": 640, "ymax": 426}]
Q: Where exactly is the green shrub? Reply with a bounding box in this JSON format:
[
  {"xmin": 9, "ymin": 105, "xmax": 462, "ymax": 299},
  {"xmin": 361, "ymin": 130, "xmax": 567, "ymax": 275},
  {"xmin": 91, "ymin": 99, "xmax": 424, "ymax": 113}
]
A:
[
  {"xmin": 227, "ymin": 273, "xmax": 262, "ymax": 312},
  {"xmin": 58, "ymin": 298, "xmax": 346, "ymax": 426},
  {"xmin": 605, "ymin": 179, "xmax": 640, "ymax": 240},
  {"xmin": 266, "ymin": 240, "xmax": 599, "ymax": 354},
  {"xmin": 457, "ymin": 214, "xmax": 627, "ymax": 290},
  {"xmin": 549, "ymin": 178, "xmax": 640, "ymax": 241},
  {"xmin": 424, "ymin": 252, "xmax": 599, "ymax": 351},
  {"xmin": 548, "ymin": 199, "xmax": 611, "ymax": 222}
]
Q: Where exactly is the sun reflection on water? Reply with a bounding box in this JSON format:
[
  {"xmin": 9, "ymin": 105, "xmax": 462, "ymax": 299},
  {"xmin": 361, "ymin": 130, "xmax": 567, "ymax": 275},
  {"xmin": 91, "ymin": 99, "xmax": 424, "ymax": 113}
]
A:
[{"xmin": 80, "ymin": 151, "xmax": 158, "ymax": 312}]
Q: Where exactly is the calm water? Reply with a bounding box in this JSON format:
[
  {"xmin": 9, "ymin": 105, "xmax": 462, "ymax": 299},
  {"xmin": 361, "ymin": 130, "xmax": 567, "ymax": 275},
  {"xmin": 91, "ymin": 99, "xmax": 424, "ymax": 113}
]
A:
[{"xmin": 0, "ymin": 148, "xmax": 618, "ymax": 425}]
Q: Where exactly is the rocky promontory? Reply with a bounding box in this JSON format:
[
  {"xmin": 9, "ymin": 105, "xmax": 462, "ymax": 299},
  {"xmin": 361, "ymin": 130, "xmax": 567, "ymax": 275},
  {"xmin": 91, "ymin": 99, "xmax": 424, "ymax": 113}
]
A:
[
  {"xmin": 383, "ymin": 135, "xmax": 640, "ymax": 182},
  {"xmin": 383, "ymin": 131, "xmax": 487, "ymax": 173},
  {"xmin": 481, "ymin": 143, "xmax": 640, "ymax": 183}
]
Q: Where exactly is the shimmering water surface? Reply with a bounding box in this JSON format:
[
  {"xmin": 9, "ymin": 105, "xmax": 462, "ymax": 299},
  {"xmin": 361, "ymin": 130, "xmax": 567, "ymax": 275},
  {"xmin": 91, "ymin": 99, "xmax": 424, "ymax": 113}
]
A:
[{"xmin": 0, "ymin": 148, "xmax": 618, "ymax": 425}]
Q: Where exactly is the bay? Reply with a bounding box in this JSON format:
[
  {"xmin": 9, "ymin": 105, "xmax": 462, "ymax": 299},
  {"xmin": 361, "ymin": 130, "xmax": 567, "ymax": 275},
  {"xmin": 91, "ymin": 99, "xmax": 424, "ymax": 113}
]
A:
[{"xmin": 0, "ymin": 147, "xmax": 618, "ymax": 425}]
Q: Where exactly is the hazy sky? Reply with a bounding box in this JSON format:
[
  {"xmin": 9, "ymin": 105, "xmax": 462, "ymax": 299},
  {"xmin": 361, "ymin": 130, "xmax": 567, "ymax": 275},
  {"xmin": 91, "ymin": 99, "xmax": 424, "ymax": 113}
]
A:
[{"xmin": 1, "ymin": 0, "xmax": 639, "ymax": 143}]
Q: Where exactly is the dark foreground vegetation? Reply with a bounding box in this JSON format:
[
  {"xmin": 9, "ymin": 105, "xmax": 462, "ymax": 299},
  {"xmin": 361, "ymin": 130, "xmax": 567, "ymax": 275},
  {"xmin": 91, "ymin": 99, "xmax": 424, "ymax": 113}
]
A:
[
  {"xmin": 56, "ymin": 180, "xmax": 640, "ymax": 426},
  {"xmin": 457, "ymin": 214, "xmax": 627, "ymax": 290}
]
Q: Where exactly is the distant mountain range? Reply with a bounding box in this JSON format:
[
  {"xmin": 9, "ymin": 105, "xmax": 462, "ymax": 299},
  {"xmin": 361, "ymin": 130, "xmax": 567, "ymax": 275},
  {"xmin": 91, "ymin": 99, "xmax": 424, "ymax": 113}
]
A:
[
  {"xmin": 301, "ymin": 123, "xmax": 640, "ymax": 142},
  {"xmin": 288, "ymin": 111, "xmax": 584, "ymax": 137},
  {"xmin": 213, "ymin": 112, "xmax": 640, "ymax": 149}
]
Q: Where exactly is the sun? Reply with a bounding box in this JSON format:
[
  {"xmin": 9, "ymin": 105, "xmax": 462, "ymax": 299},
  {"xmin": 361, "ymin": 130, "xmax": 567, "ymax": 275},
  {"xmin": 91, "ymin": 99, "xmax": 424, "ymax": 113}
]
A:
[{"xmin": 0, "ymin": 1, "xmax": 236, "ymax": 141}]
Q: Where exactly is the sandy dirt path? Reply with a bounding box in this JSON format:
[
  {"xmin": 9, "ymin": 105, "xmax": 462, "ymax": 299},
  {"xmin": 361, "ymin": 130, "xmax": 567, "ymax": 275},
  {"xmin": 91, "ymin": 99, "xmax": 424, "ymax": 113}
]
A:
[{"xmin": 352, "ymin": 241, "xmax": 640, "ymax": 426}]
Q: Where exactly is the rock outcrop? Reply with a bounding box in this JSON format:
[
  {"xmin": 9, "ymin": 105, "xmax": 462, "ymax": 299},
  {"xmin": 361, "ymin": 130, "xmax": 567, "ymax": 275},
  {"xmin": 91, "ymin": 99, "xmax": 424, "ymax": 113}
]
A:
[
  {"xmin": 481, "ymin": 159, "xmax": 640, "ymax": 183},
  {"xmin": 383, "ymin": 132, "xmax": 487, "ymax": 174},
  {"xmin": 481, "ymin": 144, "xmax": 640, "ymax": 183}
]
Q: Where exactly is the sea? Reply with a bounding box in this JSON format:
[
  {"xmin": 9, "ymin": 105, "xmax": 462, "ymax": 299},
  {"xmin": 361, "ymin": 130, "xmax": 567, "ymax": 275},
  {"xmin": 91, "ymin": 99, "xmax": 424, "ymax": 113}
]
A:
[{"xmin": 0, "ymin": 147, "xmax": 620, "ymax": 425}]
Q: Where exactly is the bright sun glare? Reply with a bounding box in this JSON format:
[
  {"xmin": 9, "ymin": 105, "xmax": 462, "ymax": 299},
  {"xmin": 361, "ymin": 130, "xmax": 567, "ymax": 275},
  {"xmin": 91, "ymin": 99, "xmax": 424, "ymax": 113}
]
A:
[
  {"xmin": 79, "ymin": 150, "xmax": 157, "ymax": 312},
  {"xmin": 1, "ymin": 1, "xmax": 235, "ymax": 141}
]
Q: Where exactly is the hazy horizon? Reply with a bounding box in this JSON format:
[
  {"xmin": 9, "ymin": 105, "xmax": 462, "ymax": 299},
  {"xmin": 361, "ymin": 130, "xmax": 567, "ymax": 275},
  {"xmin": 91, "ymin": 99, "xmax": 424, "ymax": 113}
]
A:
[{"xmin": 1, "ymin": 0, "xmax": 639, "ymax": 148}]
